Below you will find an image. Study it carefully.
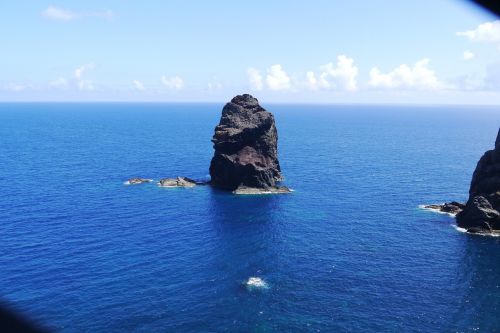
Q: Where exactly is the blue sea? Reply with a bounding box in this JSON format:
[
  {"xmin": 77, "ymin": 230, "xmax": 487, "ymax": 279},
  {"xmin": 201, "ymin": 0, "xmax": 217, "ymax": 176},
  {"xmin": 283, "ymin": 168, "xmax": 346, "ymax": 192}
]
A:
[{"xmin": 1, "ymin": 102, "xmax": 500, "ymax": 332}]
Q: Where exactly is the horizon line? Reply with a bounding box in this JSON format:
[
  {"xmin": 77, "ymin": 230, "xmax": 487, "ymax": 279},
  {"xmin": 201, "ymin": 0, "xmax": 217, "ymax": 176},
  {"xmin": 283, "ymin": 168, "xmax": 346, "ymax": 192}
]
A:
[{"xmin": 0, "ymin": 100, "xmax": 499, "ymax": 108}]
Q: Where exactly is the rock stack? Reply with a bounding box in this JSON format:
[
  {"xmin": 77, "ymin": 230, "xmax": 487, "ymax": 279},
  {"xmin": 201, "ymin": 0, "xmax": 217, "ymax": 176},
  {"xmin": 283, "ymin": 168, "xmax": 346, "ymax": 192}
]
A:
[
  {"xmin": 209, "ymin": 94, "xmax": 290, "ymax": 194},
  {"xmin": 456, "ymin": 129, "xmax": 500, "ymax": 233}
]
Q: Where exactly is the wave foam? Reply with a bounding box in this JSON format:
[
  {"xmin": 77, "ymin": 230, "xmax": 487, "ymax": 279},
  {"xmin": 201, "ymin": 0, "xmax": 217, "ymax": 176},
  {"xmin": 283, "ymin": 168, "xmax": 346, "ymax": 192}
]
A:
[
  {"xmin": 418, "ymin": 204, "xmax": 457, "ymax": 217},
  {"xmin": 452, "ymin": 225, "xmax": 500, "ymax": 237},
  {"xmin": 452, "ymin": 225, "xmax": 468, "ymax": 233},
  {"xmin": 245, "ymin": 277, "xmax": 268, "ymax": 289}
]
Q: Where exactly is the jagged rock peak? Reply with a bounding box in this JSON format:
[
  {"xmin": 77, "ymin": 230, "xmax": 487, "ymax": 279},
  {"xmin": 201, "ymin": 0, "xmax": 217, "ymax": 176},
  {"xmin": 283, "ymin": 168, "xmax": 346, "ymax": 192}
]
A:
[{"xmin": 230, "ymin": 94, "xmax": 261, "ymax": 109}]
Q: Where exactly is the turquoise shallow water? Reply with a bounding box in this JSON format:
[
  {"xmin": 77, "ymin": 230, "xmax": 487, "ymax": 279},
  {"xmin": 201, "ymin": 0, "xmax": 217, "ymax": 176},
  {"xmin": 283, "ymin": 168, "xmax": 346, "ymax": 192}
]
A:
[{"xmin": 1, "ymin": 103, "xmax": 500, "ymax": 332}]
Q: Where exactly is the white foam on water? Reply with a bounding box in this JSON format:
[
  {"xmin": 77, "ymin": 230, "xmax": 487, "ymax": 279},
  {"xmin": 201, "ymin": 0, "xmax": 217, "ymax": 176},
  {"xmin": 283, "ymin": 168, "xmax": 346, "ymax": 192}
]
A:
[
  {"xmin": 420, "ymin": 206, "xmax": 499, "ymax": 237},
  {"xmin": 452, "ymin": 225, "xmax": 468, "ymax": 233},
  {"xmin": 245, "ymin": 277, "xmax": 268, "ymax": 289},
  {"xmin": 418, "ymin": 204, "xmax": 457, "ymax": 217},
  {"xmin": 123, "ymin": 181, "xmax": 131, "ymax": 185},
  {"xmin": 452, "ymin": 225, "xmax": 500, "ymax": 237}
]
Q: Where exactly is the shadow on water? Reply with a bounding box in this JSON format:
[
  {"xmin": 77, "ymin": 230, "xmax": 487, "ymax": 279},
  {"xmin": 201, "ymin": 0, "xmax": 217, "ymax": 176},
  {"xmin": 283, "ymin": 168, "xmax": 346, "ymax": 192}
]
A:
[
  {"xmin": 201, "ymin": 187, "xmax": 288, "ymax": 331},
  {"xmin": 206, "ymin": 186, "xmax": 286, "ymax": 272},
  {"xmin": 448, "ymin": 235, "xmax": 500, "ymax": 332}
]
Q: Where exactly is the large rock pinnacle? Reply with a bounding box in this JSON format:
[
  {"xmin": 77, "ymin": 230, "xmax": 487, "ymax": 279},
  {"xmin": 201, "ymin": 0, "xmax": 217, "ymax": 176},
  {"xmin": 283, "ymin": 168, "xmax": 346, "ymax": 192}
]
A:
[
  {"xmin": 209, "ymin": 94, "xmax": 286, "ymax": 193},
  {"xmin": 457, "ymin": 128, "xmax": 500, "ymax": 232}
]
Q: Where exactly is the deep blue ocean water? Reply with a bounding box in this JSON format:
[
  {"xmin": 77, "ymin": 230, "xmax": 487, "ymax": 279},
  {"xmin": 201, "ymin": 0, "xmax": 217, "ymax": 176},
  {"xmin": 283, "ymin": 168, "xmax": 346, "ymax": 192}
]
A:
[{"xmin": 1, "ymin": 102, "xmax": 500, "ymax": 332}]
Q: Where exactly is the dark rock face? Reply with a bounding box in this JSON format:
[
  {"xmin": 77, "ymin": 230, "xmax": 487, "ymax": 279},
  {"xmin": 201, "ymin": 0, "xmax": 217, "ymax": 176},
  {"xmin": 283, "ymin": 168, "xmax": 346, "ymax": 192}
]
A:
[
  {"xmin": 424, "ymin": 202, "xmax": 465, "ymax": 216},
  {"xmin": 457, "ymin": 129, "xmax": 500, "ymax": 232},
  {"xmin": 209, "ymin": 94, "xmax": 284, "ymax": 191}
]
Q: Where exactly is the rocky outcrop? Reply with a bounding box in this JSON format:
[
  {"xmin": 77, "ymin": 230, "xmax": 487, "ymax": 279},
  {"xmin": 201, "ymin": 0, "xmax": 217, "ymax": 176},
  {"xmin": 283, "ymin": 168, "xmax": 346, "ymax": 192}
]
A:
[
  {"xmin": 233, "ymin": 185, "xmax": 292, "ymax": 195},
  {"xmin": 158, "ymin": 177, "xmax": 197, "ymax": 188},
  {"xmin": 209, "ymin": 94, "xmax": 290, "ymax": 194},
  {"xmin": 126, "ymin": 178, "xmax": 153, "ymax": 185},
  {"xmin": 423, "ymin": 202, "xmax": 465, "ymax": 216},
  {"xmin": 456, "ymin": 129, "xmax": 500, "ymax": 233}
]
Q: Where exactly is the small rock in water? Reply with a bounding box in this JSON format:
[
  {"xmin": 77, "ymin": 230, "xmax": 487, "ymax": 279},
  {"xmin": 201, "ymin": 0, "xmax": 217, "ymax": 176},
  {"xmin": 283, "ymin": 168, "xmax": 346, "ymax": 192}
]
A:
[
  {"xmin": 423, "ymin": 202, "xmax": 465, "ymax": 216},
  {"xmin": 233, "ymin": 185, "xmax": 292, "ymax": 195},
  {"xmin": 157, "ymin": 177, "xmax": 197, "ymax": 188},
  {"xmin": 126, "ymin": 178, "xmax": 153, "ymax": 185}
]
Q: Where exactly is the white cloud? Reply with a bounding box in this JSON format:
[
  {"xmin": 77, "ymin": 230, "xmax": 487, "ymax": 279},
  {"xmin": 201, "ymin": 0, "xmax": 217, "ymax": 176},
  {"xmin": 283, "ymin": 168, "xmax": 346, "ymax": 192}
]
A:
[
  {"xmin": 161, "ymin": 75, "xmax": 184, "ymax": 90},
  {"xmin": 368, "ymin": 58, "xmax": 445, "ymax": 90},
  {"xmin": 133, "ymin": 80, "xmax": 145, "ymax": 91},
  {"xmin": 4, "ymin": 83, "xmax": 31, "ymax": 92},
  {"xmin": 41, "ymin": 6, "xmax": 76, "ymax": 21},
  {"xmin": 207, "ymin": 82, "xmax": 222, "ymax": 90},
  {"xmin": 305, "ymin": 71, "xmax": 319, "ymax": 90},
  {"xmin": 77, "ymin": 80, "xmax": 94, "ymax": 91},
  {"xmin": 266, "ymin": 64, "xmax": 291, "ymax": 91},
  {"xmin": 454, "ymin": 63, "xmax": 500, "ymax": 92},
  {"xmin": 207, "ymin": 77, "xmax": 223, "ymax": 91},
  {"xmin": 74, "ymin": 64, "xmax": 95, "ymax": 91},
  {"xmin": 247, "ymin": 68, "xmax": 263, "ymax": 91},
  {"xmin": 463, "ymin": 50, "xmax": 475, "ymax": 60},
  {"xmin": 47, "ymin": 66, "xmax": 94, "ymax": 91},
  {"xmin": 457, "ymin": 20, "xmax": 500, "ymax": 43},
  {"xmin": 49, "ymin": 77, "xmax": 68, "ymax": 88},
  {"xmin": 74, "ymin": 64, "xmax": 93, "ymax": 80},
  {"xmin": 248, "ymin": 55, "xmax": 358, "ymax": 92},
  {"xmin": 453, "ymin": 74, "xmax": 484, "ymax": 91},
  {"xmin": 484, "ymin": 62, "xmax": 500, "ymax": 91},
  {"xmin": 41, "ymin": 6, "xmax": 114, "ymax": 22},
  {"xmin": 307, "ymin": 55, "xmax": 358, "ymax": 91}
]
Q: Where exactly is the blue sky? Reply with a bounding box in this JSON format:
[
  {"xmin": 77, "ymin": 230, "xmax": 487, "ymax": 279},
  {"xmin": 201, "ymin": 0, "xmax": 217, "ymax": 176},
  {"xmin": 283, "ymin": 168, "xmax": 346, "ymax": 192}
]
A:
[{"xmin": 1, "ymin": 0, "xmax": 499, "ymax": 104}]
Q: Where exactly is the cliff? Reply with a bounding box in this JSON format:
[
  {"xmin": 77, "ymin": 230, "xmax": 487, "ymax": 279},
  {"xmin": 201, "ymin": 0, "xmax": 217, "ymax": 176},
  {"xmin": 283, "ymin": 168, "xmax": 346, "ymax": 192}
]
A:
[{"xmin": 456, "ymin": 129, "xmax": 500, "ymax": 233}]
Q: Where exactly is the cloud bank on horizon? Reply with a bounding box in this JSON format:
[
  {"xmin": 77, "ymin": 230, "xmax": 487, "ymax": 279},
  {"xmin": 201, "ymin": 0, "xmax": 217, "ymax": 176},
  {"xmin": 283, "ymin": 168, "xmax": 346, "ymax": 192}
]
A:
[{"xmin": 1, "ymin": 1, "xmax": 500, "ymax": 104}]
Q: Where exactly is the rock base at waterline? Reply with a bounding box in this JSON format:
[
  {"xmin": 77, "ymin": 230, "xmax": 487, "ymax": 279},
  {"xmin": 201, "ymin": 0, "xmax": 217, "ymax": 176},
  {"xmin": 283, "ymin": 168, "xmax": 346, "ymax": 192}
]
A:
[
  {"xmin": 233, "ymin": 185, "xmax": 292, "ymax": 195},
  {"xmin": 158, "ymin": 177, "xmax": 197, "ymax": 188}
]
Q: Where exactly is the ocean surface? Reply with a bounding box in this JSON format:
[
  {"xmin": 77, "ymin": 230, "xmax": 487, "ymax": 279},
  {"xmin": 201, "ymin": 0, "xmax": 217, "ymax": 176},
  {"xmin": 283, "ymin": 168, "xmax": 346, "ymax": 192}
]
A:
[{"xmin": 1, "ymin": 102, "xmax": 500, "ymax": 332}]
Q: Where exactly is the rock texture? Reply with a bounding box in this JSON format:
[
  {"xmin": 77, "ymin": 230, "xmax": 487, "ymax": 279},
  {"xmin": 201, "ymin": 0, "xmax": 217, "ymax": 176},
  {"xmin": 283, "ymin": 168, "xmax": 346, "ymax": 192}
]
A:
[
  {"xmin": 456, "ymin": 129, "xmax": 500, "ymax": 233},
  {"xmin": 424, "ymin": 202, "xmax": 465, "ymax": 216},
  {"xmin": 127, "ymin": 178, "xmax": 153, "ymax": 185},
  {"xmin": 233, "ymin": 185, "xmax": 292, "ymax": 195},
  {"xmin": 209, "ymin": 94, "xmax": 289, "ymax": 193},
  {"xmin": 158, "ymin": 177, "xmax": 197, "ymax": 188}
]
